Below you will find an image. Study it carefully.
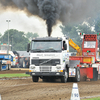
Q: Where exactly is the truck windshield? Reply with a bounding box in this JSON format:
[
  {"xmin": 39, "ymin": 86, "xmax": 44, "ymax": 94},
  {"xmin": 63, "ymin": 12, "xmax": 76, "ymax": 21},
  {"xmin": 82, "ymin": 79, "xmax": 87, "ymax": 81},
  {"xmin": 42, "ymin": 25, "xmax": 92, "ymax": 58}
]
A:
[
  {"xmin": 84, "ymin": 41, "xmax": 96, "ymax": 48},
  {"xmin": 31, "ymin": 40, "xmax": 62, "ymax": 52}
]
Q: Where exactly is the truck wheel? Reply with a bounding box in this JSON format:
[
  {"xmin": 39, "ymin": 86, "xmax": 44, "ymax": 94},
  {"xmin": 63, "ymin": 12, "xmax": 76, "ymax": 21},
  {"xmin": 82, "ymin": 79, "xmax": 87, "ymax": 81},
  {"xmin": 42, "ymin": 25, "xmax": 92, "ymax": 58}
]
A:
[
  {"xmin": 74, "ymin": 67, "xmax": 80, "ymax": 82},
  {"xmin": 42, "ymin": 78, "xmax": 49, "ymax": 82},
  {"xmin": 50, "ymin": 78, "xmax": 55, "ymax": 82},
  {"xmin": 0, "ymin": 61, "xmax": 1, "ymax": 71},
  {"xmin": 42, "ymin": 79, "xmax": 46, "ymax": 82},
  {"xmin": 32, "ymin": 76, "xmax": 39, "ymax": 82},
  {"xmin": 61, "ymin": 70, "xmax": 68, "ymax": 83},
  {"xmin": 0, "ymin": 66, "xmax": 1, "ymax": 71}
]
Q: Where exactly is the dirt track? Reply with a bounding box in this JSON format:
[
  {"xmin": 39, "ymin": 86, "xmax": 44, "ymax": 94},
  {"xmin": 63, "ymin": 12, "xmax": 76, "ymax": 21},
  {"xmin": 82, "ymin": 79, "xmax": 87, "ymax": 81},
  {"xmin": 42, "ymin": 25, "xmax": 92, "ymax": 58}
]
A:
[
  {"xmin": 0, "ymin": 70, "xmax": 27, "ymax": 74},
  {"xmin": 0, "ymin": 70, "xmax": 100, "ymax": 100}
]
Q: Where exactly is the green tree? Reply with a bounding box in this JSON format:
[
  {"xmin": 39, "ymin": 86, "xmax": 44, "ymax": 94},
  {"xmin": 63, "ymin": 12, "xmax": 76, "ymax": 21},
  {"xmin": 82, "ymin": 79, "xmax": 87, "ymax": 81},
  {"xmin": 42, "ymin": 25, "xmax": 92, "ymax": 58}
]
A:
[
  {"xmin": 60, "ymin": 23, "xmax": 96, "ymax": 52},
  {"xmin": 95, "ymin": 13, "xmax": 100, "ymax": 32},
  {"xmin": 77, "ymin": 24, "xmax": 94, "ymax": 34},
  {"xmin": 1, "ymin": 29, "xmax": 29, "ymax": 51},
  {"xmin": 95, "ymin": 21, "xmax": 100, "ymax": 32},
  {"xmin": 0, "ymin": 33, "xmax": 2, "ymax": 43},
  {"xmin": 26, "ymin": 32, "xmax": 39, "ymax": 41},
  {"xmin": 60, "ymin": 24, "xmax": 82, "ymax": 52}
]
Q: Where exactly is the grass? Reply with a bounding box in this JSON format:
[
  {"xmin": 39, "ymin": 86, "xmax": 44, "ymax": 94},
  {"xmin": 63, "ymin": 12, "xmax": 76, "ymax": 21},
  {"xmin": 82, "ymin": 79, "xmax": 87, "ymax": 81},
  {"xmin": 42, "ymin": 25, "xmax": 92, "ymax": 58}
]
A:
[
  {"xmin": 0, "ymin": 73, "xmax": 30, "ymax": 78},
  {"xmin": 82, "ymin": 97, "xmax": 100, "ymax": 100}
]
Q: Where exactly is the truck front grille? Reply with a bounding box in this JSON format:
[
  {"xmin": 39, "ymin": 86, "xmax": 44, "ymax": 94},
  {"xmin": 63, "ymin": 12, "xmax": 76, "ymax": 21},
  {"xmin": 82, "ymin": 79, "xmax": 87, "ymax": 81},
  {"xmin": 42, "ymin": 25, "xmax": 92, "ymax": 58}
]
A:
[
  {"xmin": 40, "ymin": 66, "xmax": 52, "ymax": 72},
  {"xmin": 31, "ymin": 59, "xmax": 60, "ymax": 66}
]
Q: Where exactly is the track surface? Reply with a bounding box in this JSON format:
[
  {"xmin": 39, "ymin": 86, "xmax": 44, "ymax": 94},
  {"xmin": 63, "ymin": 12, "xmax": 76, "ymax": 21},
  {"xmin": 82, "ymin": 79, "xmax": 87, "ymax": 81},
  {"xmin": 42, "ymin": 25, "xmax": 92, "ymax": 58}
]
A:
[
  {"xmin": 0, "ymin": 70, "xmax": 27, "ymax": 74},
  {"xmin": 0, "ymin": 70, "xmax": 100, "ymax": 100}
]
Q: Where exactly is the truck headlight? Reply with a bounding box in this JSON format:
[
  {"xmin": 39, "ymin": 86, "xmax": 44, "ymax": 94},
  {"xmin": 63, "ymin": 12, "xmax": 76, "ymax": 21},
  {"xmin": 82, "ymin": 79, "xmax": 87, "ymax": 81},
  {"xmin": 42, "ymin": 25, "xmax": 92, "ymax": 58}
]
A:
[
  {"xmin": 31, "ymin": 65, "xmax": 35, "ymax": 69},
  {"xmin": 56, "ymin": 65, "xmax": 61, "ymax": 69}
]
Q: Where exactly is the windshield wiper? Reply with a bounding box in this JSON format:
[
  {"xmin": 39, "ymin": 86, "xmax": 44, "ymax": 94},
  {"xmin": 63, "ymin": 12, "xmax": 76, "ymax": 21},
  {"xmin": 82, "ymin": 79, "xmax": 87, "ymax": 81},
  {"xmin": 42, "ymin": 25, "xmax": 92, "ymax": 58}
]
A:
[
  {"xmin": 32, "ymin": 49, "xmax": 43, "ymax": 52},
  {"xmin": 44, "ymin": 49, "xmax": 57, "ymax": 52}
]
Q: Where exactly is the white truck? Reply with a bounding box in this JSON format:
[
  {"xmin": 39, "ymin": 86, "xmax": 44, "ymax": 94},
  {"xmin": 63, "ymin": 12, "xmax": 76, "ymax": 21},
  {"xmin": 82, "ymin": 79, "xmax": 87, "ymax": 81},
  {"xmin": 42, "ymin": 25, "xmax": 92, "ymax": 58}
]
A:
[{"xmin": 27, "ymin": 36, "xmax": 80, "ymax": 83}]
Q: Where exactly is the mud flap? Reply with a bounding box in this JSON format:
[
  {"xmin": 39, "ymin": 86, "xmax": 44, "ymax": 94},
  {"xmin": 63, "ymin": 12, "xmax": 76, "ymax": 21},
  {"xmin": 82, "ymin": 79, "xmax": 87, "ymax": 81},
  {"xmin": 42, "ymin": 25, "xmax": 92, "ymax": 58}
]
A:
[
  {"xmin": 90, "ymin": 68, "xmax": 98, "ymax": 81},
  {"xmin": 68, "ymin": 60, "xmax": 80, "ymax": 82},
  {"xmin": 98, "ymin": 74, "xmax": 100, "ymax": 80},
  {"xmin": 0, "ymin": 61, "xmax": 2, "ymax": 71},
  {"xmin": 80, "ymin": 67, "xmax": 98, "ymax": 81}
]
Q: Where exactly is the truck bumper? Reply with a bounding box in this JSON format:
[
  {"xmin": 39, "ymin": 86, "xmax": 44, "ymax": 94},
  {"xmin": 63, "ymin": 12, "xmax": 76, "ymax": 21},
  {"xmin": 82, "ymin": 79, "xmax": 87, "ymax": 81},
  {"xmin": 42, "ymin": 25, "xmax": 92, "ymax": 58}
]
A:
[{"xmin": 29, "ymin": 72, "xmax": 65, "ymax": 76}]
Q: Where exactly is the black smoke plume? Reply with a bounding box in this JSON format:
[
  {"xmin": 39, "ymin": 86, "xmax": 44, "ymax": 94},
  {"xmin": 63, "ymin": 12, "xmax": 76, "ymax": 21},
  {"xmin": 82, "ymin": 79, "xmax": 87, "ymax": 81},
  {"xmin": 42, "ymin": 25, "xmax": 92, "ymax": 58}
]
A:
[
  {"xmin": 0, "ymin": 0, "xmax": 100, "ymax": 36},
  {"xmin": 38, "ymin": 0, "xmax": 60, "ymax": 36}
]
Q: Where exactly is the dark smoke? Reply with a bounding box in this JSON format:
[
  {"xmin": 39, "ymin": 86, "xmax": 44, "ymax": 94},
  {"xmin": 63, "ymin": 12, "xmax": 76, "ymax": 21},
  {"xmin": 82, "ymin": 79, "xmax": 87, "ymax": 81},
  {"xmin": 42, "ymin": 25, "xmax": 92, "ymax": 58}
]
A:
[
  {"xmin": 38, "ymin": 0, "xmax": 60, "ymax": 36},
  {"xmin": 0, "ymin": 0, "xmax": 100, "ymax": 36}
]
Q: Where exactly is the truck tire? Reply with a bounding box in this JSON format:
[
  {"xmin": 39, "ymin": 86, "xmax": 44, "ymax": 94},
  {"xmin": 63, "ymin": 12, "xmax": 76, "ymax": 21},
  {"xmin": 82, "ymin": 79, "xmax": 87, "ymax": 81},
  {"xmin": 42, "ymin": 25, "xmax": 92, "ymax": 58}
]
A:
[
  {"xmin": 61, "ymin": 70, "xmax": 68, "ymax": 83},
  {"xmin": 0, "ymin": 66, "xmax": 1, "ymax": 71},
  {"xmin": 32, "ymin": 76, "xmax": 39, "ymax": 82},
  {"xmin": 42, "ymin": 79, "xmax": 46, "ymax": 82},
  {"xmin": 0, "ymin": 62, "xmax": 2, "ymax": 71},
  {"xmin": 74, "ymin": 67, "xmax": 80, "ymax": 82}
]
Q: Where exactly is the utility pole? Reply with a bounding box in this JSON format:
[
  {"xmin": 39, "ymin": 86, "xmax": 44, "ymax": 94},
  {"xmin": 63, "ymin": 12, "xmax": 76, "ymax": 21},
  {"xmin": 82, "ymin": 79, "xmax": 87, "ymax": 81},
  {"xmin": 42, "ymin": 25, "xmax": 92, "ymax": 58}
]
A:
[
  {"xmin": 6, "ymin": 20, "xmax": 11, "ymax": 54},
  {"xmin": 11, "ymin": 35, "xmax": 13, "ymax": 51}
]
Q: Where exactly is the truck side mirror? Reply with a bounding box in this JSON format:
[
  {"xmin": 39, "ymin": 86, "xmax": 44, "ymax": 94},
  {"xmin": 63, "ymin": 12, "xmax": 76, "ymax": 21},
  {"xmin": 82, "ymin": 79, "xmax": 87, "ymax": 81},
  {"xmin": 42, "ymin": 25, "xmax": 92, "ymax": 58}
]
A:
[
  {"xmin": 27, "ymin": 43, "xmax": 30, "ymax": 52},
  {"xmin": 64, "ymin": 44, "xmax": 67, "ymax": 50}
]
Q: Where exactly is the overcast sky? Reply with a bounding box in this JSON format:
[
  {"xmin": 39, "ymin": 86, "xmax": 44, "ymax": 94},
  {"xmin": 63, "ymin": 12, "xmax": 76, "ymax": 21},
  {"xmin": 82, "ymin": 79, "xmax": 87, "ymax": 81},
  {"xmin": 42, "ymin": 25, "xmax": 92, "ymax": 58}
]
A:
[{"xmin": 0, "ymin": 10, "xmax": 63, "ymax": 37}]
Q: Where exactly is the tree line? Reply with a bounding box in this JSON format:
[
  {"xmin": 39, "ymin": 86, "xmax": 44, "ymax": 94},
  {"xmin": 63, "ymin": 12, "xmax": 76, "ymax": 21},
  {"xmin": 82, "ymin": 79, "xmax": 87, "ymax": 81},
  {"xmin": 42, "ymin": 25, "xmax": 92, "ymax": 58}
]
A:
[
  {"xmin": 60, "ymin": 13, "xmax": 100, "ymax": 52},
  {"xmin": 0, "ymin": 29, "xmax": 39, "ymax": 51}
]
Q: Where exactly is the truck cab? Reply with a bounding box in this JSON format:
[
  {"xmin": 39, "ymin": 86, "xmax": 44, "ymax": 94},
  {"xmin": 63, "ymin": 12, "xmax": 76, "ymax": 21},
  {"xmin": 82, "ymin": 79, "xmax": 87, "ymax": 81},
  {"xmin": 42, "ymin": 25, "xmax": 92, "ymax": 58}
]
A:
[
  {"xmin": 27, "ymin": 36, "xmax": 74, "ymax": 82},
  {"xmin": 0, "ymin": 43, "xmax": 15, "ymax": 71},
  {"xmin": 82, "ymin": 34, "xmax": 98, "ymax": 62}
]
